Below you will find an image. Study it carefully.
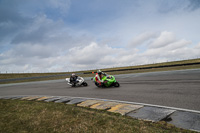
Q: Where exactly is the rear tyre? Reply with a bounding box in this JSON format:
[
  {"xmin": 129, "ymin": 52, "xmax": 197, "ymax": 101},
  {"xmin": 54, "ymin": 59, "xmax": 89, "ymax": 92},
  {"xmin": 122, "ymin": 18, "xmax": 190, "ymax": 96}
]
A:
[
  {"xmin": 95, "ymin": 82, "xmax": 102, "ymax": 87},
  {"xmin": 114, "ymin": 82, "xmax": 120, "ymax": 87}
]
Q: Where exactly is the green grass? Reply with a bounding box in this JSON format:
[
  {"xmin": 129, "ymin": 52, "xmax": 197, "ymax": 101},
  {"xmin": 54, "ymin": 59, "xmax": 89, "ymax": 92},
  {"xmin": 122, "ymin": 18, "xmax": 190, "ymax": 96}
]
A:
[
  {"xmin": 102, "ymin": 58, "xmax": 200, "ymax": 71},
  {"xmin": 0, "ymin": 72, "xmax": 69, "ymax": 80},
  {"xmin": 0, "ymin": 99, "xmax": 193, "ymax": 133},
  {"xmin": 1, "ymin": 58, "xmax": 200, "ymax": 84}
]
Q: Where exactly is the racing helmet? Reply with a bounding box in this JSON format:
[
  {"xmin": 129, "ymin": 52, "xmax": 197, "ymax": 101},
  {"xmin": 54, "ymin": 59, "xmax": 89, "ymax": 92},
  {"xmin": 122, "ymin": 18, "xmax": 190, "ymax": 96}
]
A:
[
  {"xmin": 72, "ymin": 73, "xmax": 76, "ymax": 76},
  {"xmin": 97, "ymin": 70, "xmax": 102, "ymax": 75}
]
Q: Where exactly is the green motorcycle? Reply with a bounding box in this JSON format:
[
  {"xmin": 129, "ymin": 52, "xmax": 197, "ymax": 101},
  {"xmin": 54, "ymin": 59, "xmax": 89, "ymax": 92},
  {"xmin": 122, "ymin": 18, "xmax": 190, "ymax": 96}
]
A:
[{"xmin": 92, "ymin": 75, "xmax": 120, "ymax": 88}]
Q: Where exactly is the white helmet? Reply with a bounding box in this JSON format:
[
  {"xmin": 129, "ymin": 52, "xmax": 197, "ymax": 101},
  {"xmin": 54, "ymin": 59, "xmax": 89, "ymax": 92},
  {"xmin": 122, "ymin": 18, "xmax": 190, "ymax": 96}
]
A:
[
  {"xmin": 97, "ymin": 70, "xmax": 102, "ymax": 74},
  {"xmin": 72, "ymin": 73, "xmax": 75, "ymax": 76}
]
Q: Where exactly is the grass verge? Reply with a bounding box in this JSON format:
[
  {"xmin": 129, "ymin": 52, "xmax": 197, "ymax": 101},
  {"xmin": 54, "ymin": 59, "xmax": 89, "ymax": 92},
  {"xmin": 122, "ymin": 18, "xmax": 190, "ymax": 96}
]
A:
[{"xmin": 0, "ymin": 99, "xmax": 193, "ymax": 133}]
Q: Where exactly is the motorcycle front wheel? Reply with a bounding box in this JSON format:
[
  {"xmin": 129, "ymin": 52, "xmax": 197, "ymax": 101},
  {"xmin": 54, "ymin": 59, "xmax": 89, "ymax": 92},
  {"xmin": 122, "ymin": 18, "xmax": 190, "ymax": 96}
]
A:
[
  {"xmin": 114, "ymin": 82, "xmax": 120, "ymax": 87},
  {"xmin": 72, "ymin": 83, "xmax": 76, "ymax": 87}
]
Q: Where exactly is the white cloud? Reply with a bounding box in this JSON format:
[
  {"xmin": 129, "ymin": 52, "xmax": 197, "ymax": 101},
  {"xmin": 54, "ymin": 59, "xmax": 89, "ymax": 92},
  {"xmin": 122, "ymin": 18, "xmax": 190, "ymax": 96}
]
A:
[
  {"xmin": 68, "ymin": 42, "xmax": 119, "ymax": 65},
  {"xmin": 128, "ymin": 32, "xmax": 159, "ymax": 48},
  {"xmin": 149, "ymin": 31, "xmax": 177, "ymax": 48},
  {"xmin": 1, "ymin": 0, "xmax": 200, "ymax": 73},
  {"xmin": 12, "ymin": 15, "xmax": 66, "ymax": 45},
  {"xmin": 1, "ymin": 33, "xmax": 200, "ymax": 73},
  {"xmin": 195, "ymin": 42, "xmax": 200, "ymax": 49},
  {"xmin": 48, "ymin": 0, "xmax": 71, "ymax": 14}
]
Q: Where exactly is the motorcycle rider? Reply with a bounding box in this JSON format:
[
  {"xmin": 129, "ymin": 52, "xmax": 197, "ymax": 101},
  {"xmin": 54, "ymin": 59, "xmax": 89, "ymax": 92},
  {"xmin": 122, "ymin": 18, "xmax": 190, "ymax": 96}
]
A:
[
  {"xmin": 70, "ymin": 73, "xmax": 78, "ymax": 86},
  {"xmin": 95, "ymin": 70, "xmax": 107, "ymax": 87}
]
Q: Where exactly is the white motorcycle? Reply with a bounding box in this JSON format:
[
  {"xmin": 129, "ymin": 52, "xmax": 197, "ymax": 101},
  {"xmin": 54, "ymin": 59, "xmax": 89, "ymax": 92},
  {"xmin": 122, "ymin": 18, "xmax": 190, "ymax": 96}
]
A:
[{"xmin": 66, "ymin": 77, "xmax": 88, "ymax": 87}]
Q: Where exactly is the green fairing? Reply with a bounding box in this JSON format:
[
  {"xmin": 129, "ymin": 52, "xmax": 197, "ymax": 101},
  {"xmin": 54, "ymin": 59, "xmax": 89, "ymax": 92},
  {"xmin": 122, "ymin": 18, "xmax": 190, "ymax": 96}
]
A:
[
  {"xmin": 92, "ymin": 75, "xmax": 118, "ymax": 87},
  {"xmin": 102, "ymin": 75, "xmax": 116, "ymax": 87}
]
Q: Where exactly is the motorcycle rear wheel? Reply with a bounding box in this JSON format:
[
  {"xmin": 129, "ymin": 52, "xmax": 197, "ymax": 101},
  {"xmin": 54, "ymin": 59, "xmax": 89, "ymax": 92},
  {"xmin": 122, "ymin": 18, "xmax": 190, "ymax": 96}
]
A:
[{"xmin": 83, "ymin": 82, "xmax": 88, "ymax": 86}]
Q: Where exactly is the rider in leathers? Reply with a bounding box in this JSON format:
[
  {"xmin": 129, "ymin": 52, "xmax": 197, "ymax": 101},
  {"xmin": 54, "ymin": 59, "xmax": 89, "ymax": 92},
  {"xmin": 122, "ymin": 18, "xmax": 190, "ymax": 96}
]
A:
[
  {"xmin": 70, "ymin": 73, "xmax": 78, "ymax": 86},
  {"xmin": 95, "ymin": 70, "xmax": 106, "ymax": 87}
]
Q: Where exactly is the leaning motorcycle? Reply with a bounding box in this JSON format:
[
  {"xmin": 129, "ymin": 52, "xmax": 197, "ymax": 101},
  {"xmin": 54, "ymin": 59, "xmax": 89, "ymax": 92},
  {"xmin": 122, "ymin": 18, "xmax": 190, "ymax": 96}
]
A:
[
  {"xmin": 92, "ymin": 75, "xmax": 120, "ymax": 88},
  {"xmin": 66, "ymin": 77, "xmax": 88, "ymax": 87}
]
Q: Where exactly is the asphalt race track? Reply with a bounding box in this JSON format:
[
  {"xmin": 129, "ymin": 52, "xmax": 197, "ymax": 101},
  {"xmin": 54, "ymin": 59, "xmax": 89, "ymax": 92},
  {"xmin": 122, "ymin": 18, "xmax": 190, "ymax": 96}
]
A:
[{"xmin": 0, "ymin": 69, "xmax": 200, "ymax": 111}]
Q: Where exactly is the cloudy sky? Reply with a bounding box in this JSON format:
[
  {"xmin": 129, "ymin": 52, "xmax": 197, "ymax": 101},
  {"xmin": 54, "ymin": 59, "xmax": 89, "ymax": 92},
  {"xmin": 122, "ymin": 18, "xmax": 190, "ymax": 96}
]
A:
[{"xmin": 0, "ymin": 0, "xmax": 200, "ymax": 73}]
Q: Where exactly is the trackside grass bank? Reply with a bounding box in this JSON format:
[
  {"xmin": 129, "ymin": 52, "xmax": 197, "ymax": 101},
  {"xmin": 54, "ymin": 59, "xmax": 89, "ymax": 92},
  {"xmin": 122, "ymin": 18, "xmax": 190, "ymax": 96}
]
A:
[
  {"xmin": 0, "ymin": 99, "xmax": 193, "ymax": 133},
  {"xmin": 0, "ymin": 58, "xmax": 200, "ymax": 84}
]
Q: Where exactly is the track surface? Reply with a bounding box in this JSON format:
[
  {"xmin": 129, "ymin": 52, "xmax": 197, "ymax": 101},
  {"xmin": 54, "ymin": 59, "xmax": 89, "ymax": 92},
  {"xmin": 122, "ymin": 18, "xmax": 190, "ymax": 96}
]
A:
[{"xmin": 1, "ymin": 69, "xmax": 200, "ymax": 111}]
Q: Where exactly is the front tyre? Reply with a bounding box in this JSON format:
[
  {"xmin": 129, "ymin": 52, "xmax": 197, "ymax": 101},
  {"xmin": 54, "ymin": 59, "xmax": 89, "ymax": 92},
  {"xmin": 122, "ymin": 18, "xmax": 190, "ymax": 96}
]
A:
[
  {"xmin": 114, "ymin": 82, "xmax": 120, "ymax": 87},
  {"xmin": 72, "ymin": 83, "xmax": 76, "ymax": 87}
]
